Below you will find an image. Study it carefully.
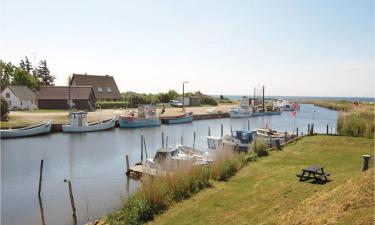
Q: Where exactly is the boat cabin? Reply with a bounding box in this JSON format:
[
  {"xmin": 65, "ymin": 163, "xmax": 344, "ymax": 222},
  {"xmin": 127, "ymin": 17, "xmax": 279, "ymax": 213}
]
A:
[
  {"xmin": 207, "ymin": 136, "xmax": 223, "ymax": 149},
  {"xmin": 68, "ymin": 111, "xmax": 88, "ymax": 127},
  {"xmin": 232, "ymin": 130, "xmax": 256, "ymax": 144}
]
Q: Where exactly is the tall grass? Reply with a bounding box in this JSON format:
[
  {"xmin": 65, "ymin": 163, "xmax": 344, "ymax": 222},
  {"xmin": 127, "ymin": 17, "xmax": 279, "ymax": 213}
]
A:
[
  {"xmin": 337, "ymin": 111, "xmax": 374, "ymax": 138},
  {"xmin": 106, "ymin": 148, "xmax": 254, "ymax": 225},
  {"xmin": 250, "ymin": 140, "xmax": 269, "ymax": 157},
  {"xmin": 300, "ymin": 100, "xmax": 353, "ymax": 111}
]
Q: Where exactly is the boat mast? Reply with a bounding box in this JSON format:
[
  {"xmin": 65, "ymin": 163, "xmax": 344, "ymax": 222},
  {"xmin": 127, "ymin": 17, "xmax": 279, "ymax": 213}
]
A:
[{"xmin": 262, "ymin": 85, "xmax": 265, "ymax": 112}]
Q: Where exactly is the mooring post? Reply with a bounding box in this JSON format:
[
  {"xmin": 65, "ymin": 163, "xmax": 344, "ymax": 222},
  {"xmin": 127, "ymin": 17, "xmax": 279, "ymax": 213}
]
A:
[
  {"xmin": 326, "ymin": 124, "xmax": 329, "ymax": 135},
  {"xmin": 296, "ymin": 127, "xmax": 299, "ymax": 137},
  {"xmin": 247, "ymin": 120, "xmax": 250, "ymax": 131},
  {"xmin": 361, "ymin": 155, "xmax": 371, "ymax": 172},
  {"xmin": 64, "ymin": 179, "xmax": 77, "ymax": 225},
  {"xmin": 269, "ymin": 136, "xmax": 272, "ymax": 148},
  {"xmin": 143, "ymin": 138, "xmax": 148, "ymax": 159},
  {"xmin": 208, "ymin": 126, "xmax": 211, "ymax": 136},
  {"xmin": 221, "ymin": 124, "xmax": 223, "ymax": 137},
  {"xmin": 193, "ymin": 132, "xmax": 196, "ymax": 148},
  {"xmin": 307, "ymin": 124, "xmax": 310, "ymax": 135},
  {"xmin": 284, "ymin": 131, "xmax": 287, "ymax": 142},
  {"xmin": 141, "ymin": 135, "xmax": 144, "ymax": 163},
  {"xmin": 310, "ymin": 124, "xmax": 314, "ymax": 135},
  {"xmin": 162, "ymin": 132, "xmax": 164, "ymax": 148},
  {"xmin": 38, "ymin": 159, "xmax": 44, "ymax": 198},
  {"xmin": 125, "ymin": 154, "xmax": 130, "ymax": 174},
  {"xmin": 230, "ymin": 125, "xmax": 233, "ymax": 135},
  {"xmin": 180, "ymin": 136, "xmax": 183, "ymax": 145},
  {"xmin": 166, "ymin": 136, "xmax": 169, "ymax": 148}
]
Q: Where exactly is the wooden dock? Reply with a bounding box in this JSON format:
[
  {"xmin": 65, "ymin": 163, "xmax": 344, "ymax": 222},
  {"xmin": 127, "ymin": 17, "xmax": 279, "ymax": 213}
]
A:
[{"xmin": 126, "ymin": 163, "xmax": 170, "ymax": 178}]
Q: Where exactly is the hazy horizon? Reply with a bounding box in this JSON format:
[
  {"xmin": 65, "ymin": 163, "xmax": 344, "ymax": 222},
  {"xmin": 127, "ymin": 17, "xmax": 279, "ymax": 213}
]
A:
[{"xmin": 1, "ymin": 0, "xmax": 374, "ymax": 97}]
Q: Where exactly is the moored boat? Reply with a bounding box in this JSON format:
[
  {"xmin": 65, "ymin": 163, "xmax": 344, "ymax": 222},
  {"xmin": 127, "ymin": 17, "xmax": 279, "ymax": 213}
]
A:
[
  {"xmin": 222, "ymin": 130, "xmax": 256, "ymax": 152},
  {"xmin": 0, "ymin": 121, "xmax": 52, "ymax": 138},
  {"xmin": 119, "ymin": 104, "xmax": 161, "ymax": 128},
  {"xmin": 62, "ymin": 111, "xmax": 117, "ymax": 133},
  {"xmin": 161, "ymin": 112, "xmax": 193, "ymax": 124},
  {"xmin": 229, "ymin": 96, "xmax": 253, "ymax": 118}
]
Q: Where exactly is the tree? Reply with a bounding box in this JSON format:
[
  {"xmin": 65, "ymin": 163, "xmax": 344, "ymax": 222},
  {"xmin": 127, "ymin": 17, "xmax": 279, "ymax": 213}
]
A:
[
  {"xmin": 19, "ymin": 56, "xmax": 33, "ymax": 74},
  {"xmin": 0, "ymin": 60, "xmax": 15, "ymax": 90},
  {"xmin": 36, "ymin": 60, "xmax": 55, "ymax": 86},
  {"xmin": 1, "ymin": 97, "xmax": 9, "ymax": 120},
  {"xmin": 11, "ymin": 67, "xmax": 39, "ymax": 91}
]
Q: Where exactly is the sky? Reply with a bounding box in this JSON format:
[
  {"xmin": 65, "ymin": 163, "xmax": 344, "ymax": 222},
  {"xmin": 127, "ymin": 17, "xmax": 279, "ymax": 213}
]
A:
[{"xmin": 0, "ymin": 0, "xmax": 374, "ymax": 97}]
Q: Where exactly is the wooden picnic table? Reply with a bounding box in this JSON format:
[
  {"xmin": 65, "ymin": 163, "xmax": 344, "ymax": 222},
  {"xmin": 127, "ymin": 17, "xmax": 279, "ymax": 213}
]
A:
[{"xmin": 297, "ymin": 165, "xmax": 330, "ymax": 182}]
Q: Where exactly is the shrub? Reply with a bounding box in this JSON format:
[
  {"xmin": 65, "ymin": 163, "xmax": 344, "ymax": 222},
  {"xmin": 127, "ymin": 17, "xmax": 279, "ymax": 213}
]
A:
[
  {"xmin": 250, "ymin": 140, "xmax": 269, "ymax": 157},
  {"xmin": 96, "ymin": 101, "xmax": 129, "ymax": 109},
  {"xmin": 1, "ymin": 97, "xmax": 9, "ymax": 120}
]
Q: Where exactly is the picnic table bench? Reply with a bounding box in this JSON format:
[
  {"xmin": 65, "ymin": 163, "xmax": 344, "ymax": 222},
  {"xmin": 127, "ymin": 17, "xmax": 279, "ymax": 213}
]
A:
[{"xmin": 296, "ymin": 165, "xmax": 330, "ymax": 182}]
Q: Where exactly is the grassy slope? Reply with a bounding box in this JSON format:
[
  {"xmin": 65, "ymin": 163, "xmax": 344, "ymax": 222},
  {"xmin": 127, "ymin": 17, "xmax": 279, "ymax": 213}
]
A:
[{"xmin": 149, "ymin": 136, "xmax": 374, "ymax": 225}]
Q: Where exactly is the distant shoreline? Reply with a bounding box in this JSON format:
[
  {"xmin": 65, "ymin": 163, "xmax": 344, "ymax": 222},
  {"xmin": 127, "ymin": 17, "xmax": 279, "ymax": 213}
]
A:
[{"xmin": 211, "ymin": 95, "xmax": 375, "ymax": 102}]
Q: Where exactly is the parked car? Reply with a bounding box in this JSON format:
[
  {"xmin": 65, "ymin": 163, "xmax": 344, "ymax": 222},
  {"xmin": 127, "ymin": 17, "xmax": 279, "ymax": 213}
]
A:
[{"xmin": 169, "ymin": 100, "xmax": 183, "ymax": 108}]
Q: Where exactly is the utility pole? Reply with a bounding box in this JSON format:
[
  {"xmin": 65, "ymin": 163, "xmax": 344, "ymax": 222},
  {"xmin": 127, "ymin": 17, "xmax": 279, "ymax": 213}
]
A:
[{"xmin": 182, "ymin": 81, "xmax": 189, "ymax": 110}]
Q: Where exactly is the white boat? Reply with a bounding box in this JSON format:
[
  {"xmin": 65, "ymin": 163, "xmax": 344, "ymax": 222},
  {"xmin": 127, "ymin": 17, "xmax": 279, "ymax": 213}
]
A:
[
  {"xmin": 145, "ymin": 145, "xmax": 212, "ymax": 169},
  {"xmin": 254, "ymin": 128, "xmax": 287, "ymax": 139},
  {"xmin": 229, "ymin": 96, "xmax": 253, "ymax": 118},
  {"xmin": 62, "ymin": 111, "xmax": 117, "ymax": 133},
  {"xmin": 0, "ymin": 121, "xmax": 52, "ymax": 138}
]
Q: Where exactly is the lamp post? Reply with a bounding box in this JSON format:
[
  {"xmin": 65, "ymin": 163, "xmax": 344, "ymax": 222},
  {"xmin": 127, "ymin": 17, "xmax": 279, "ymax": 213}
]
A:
[{"xmin": 182, "ymin": 81, "xmax": 189, "ymax": 110}]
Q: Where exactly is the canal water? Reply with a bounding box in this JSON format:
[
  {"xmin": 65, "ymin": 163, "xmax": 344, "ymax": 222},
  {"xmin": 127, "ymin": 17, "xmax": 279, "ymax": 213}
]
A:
[{"xmin": 1, "ymin": 104, "xmax": 338, "ymax": 225}]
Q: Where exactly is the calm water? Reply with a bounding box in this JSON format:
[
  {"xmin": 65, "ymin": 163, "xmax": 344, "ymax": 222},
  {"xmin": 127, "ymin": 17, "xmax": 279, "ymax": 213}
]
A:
[{"xmin": 1, "ymin": 104, "xmax": 338, "ymax": 225}]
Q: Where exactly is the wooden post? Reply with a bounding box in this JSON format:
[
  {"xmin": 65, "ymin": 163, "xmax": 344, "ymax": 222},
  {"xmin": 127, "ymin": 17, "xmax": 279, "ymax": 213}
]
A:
[
  {"xmin": 162, "ymin": 132, "xmax": 164, "ymax": 148},
  {"xmin": 308, "ymin": 124, "xmax": 310, "ymax": 135},
  {"xmin": 284, "ymin": 131, "xmax": 287, "ymax": 142},
  {"xmin": 269, "ymin": 136, "xmax": 272, "ymax": 148},
  {"xmin": 326, "ymin": 124, "xmax": 329, "ymax": 135},
  {"xmin": 247, "ymin": 120, "xmax": 250, "ymax": 131},
  {"xmin": 221, "ymin": 124, "xmax": 223, "ymax": 137},
  {"xmin": 141, "ymin": 135, "xmax": 144, "ymax": 163},
  {"xmin": 143, "ymin": 138, "xmax": 148, "ymax": 159},
  {"xmin": 310, "ymin": 124, "xmax": 314, "ymax": 135},
  {"xmin": 166, "ymin": 136, "xmax": 169, "ymax": 148},
  {"xmin": 38, "ymin": 159, "xmax": 44, "ymax": 198},
  {"xmin": 193, "ymin": 132, "xmax": 196, "ymax": 148},
  {"xmin": 230, "ymin": 125, "xmax": 233, "ymax": 136},
  {"xmin": 180, "ymin": 136, "xmax": 183, "ymax": 145},
  {"xmin": 208, "ymin": 126, "xmax": 211, "ymax": 136},
  {"xmin": 125, "ymin": 155, "xmax": 130, "ymax": 174},
  {"xmin": 296, "ymin": 127, "xmax": 299, "ymax": 137},
  {"xmin": 65, "ymin": 180, "xmax": 77, "ymax": 225},
  {"xmin": 362, "ymin": 155, "xmax": 371, "ymax": 172}
]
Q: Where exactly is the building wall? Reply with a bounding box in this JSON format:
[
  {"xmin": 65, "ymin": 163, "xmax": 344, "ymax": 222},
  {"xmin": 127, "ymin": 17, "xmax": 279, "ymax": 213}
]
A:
[{"xmin": 1, "ymin": 87, "xmax": 38, "ymax": 110}]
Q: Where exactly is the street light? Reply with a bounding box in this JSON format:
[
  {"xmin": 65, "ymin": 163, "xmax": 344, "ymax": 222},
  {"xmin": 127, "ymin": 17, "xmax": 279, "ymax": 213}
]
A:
[{"xmin": 182, "ymin": 81, "xmax": 189, "ymax": 110}]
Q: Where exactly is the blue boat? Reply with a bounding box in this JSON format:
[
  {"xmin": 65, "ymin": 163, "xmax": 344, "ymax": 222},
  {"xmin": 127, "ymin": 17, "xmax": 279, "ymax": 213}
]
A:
[
  {"xmin": 161, "ymin": 112, "xmax": 193, "ymax": 124},
  {"xmin": 119, "ymin": 104, "xmax": 161, "ymax": 128},
  {"xmin": 222, "ymin": 130, "xmax": 256, "ymax": 152}
]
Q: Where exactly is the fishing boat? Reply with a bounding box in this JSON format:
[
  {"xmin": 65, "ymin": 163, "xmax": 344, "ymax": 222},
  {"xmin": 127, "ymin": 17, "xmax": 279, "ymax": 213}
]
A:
[
  {"xmin": 119, "ymin": 104, "xmax": 161, "ymax": 128},
  {"xmin": 221, "ymin": 130, "xmax": 256, "ymax": 152},
  {"xmin": 265, "ymin": 105, "xmax": 282, "ymax": 115},
  {"xmin": 62, "ymin": 111, "xmax": 117, "ymax": 133},
  {"xmin": 229, "ymin": 96, "xmax": 253, "ymax": 118},
  {"xmin": 279, "ymin": 100, "xmax": 300, "ymax": 111},
  {"xmin": 0, "ymin": 121, "xmax": 52, "ymax": 138},
  {"xmin": 145, "ymin": 145, "xmax": 212, "ymax": 169},
  {"xmin": 161, "ymin": 112, "xmax": 193, "ymax": 124},
  {"xmin": 254, "ymin": 128, "xmax": 287, "ymax": 139}
]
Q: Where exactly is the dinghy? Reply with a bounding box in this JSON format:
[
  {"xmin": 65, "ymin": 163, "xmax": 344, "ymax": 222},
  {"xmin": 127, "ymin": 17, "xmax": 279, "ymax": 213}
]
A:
[
  {"xmin": 62, "ymin": 111, "xmax": 117, "ymax": 133},
  {"xmin": 161, "ymin": 112, "xmax": 193, "ymax": 124},
  {"xmin": 119, "ymin": 104, "xmax": 161, "ymax": 128},
  {"xmin": 0, "ymin": 121, "xmax": 52, "ymax": 138}
]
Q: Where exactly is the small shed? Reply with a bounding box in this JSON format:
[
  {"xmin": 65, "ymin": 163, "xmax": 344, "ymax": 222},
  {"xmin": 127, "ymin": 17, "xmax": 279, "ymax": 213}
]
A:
[
  {"xmin": 1, "ymin": 85, "xmax": 38, "ymax": 110},
  {"xmin": 37, "ymin": 86, "xmax": 96, "ymax": 111}
]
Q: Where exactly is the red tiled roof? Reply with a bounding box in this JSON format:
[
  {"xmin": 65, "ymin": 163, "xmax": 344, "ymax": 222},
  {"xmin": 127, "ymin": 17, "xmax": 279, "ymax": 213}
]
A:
[
  {"xmin": 37, "ymin": 86, "xmax": 94, "ymax": 100},
  {"xmin": 71, "ymin": 74, "xmax": 122, "ymax": 100}
]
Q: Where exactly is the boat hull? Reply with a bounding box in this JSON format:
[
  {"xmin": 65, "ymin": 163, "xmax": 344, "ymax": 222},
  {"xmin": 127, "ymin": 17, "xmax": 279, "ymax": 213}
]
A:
[
  {"xmin": 161, "ymin": 115, "xmax": 193, "ymax": 124},
  {"xmin": 0, "ymin": 121, "xmax": 52, "ymax": 138},
  {"xmin": 229, "ymin": 111, "xmax": 252, "ymax": 118},
  {"xmin": 119, "ymin": 118, "xmax": 161, "ymax": 128},
  {"xmin": 62, "ymin": 117, "xmax": 117, "ymax": 133},
  {"xmin": 265, "ymin": 111, "xmax": 281, "ymax": 115}
]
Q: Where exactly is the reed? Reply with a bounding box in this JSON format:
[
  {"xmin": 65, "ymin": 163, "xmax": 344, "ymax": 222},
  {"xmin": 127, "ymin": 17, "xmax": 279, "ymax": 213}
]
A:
[
  {"xmin": 106, "ymin": 148, "xmax": 253, "ymax": 225},
  {"xmin": 337, "ymin": 111, "xmax": 374, "ymax": 138}
]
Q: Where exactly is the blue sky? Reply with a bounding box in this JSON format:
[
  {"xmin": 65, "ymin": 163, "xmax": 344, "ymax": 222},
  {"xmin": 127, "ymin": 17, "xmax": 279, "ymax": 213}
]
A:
[{"xmin": 1, "ymin": 0, "xmax": 373, "ymax": 96}]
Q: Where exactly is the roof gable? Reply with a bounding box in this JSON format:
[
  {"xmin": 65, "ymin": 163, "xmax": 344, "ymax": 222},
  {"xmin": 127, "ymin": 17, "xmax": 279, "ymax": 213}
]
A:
[
  {"xmin": 3, "ymin": 85, "xmax": 37, "ymax": 100},
  {"xmin": 37, "ymin": 86, "xmax": 94, "ymax": 100},
  {"xmin": 71, "ymin": 74, "xmax": 122, "ymax": 99}
]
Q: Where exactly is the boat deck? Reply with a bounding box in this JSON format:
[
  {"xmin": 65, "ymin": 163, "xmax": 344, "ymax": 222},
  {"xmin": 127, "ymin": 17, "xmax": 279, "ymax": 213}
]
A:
[{"xmin": 127, "ymin": 164, "xmax": 169, "ymax": 178}]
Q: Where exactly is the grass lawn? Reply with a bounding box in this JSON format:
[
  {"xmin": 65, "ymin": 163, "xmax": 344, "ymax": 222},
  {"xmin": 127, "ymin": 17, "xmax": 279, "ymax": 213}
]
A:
[{"xmin": 149, "ymin": 136, "xmax": 374, "ymax": 225}]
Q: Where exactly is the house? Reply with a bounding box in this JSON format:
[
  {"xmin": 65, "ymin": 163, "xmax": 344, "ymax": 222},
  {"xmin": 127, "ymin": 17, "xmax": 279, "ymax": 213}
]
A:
[
  {"xmin": 70, "ymin": 74, "xmax": 122, "ymax": 101},
  {"xmin": 37, "ymin": 86, "xmax": 96, "ymax": 111},
  {"xmin": 177, "ymin": 96, "xmax": 202, "ymax": 106},
  {"xmin": 1, "ymin": 85, "xmax": 38, "ymax": 110}
]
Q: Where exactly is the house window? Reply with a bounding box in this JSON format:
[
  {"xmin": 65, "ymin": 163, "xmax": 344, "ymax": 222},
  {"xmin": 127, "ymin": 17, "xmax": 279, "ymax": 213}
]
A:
[
  {"xmin": 98, "ymin": 87, "xmax": 103, "ymax": 92},
  {"xmin": 106, "ymin": 87, "xmax": 112, "ymax": 93},
  {"xmin": 5, "ymin": 92, "xmax": 10, "ymax": 98}
]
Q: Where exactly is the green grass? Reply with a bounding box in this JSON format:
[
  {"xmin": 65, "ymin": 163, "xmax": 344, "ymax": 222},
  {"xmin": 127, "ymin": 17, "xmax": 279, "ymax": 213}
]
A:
[{"xmin": 148, "ymin": 136, "xmax": 374, "ymax": 225}]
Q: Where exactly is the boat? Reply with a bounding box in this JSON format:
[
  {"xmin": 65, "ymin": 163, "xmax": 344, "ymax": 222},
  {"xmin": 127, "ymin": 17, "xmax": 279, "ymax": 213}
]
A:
[
  {"xmin": 119, "ymin": 104, "xmax": 161, "ymax": 128},
  {"xmin": 0, "ymin": 121, "xmax": 52, "ymax": 138},
  {"xmin": 278, "ymin": 99, "xmax": 300, "ymax": 111},
  {"xmin": 265, "ymin": 105, "xmax": 282, "ymax": 115},
  {"xmin": 221, "ymin": 130, "xmax": 256, "ymax": 152},
  {"xmin": 254, "ymin": 128, "xmax": 287, "ymax": 139},
  {"xmin": 229, "ymin": 96, "xmax": 253, "ymax": 118},
  {"xmin": 62, "ymin": 111, "xmax": 117, "ymax": 133},
  {"xmin": 145, "ymin": 145, "xmax": 212, "ymax": 169},
  {"xmin": 161, "ymin": 112, "xmax": 193, "ymax": 124}
]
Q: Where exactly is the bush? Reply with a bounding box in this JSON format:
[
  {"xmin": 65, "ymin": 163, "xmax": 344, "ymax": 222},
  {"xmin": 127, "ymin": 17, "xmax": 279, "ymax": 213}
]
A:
[
  {"xmin": 96, "ymin": 101, "xmax": 129, "ymax": 109},
  {"xmin": 250, "ymin": 140, "xmax": 269, "ymax": 157},
  {"xmin": 1, "ymin": 97, "xmax": 9, "ymax": 120}
]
